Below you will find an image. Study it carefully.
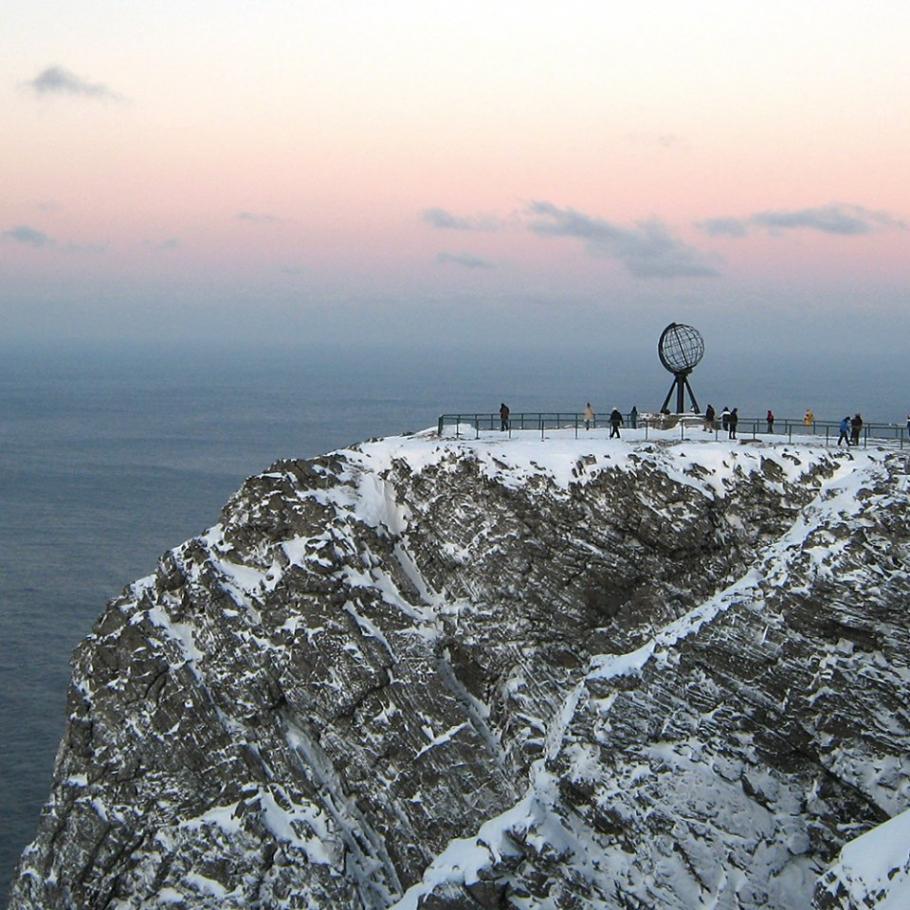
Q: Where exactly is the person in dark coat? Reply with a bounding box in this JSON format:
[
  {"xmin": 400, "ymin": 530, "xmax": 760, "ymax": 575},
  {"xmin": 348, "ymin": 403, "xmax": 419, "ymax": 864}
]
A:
[
  {"xmin": 499, "ymin": 402, "xmax": 510, "ymax": 431},
  {"xmin": 766, "ymin": 410, "xmax": 774, "ymax": 433},
  {"xmin": 728, "ymin": 407, "xmax": 738, "ymax": 439},
  {"xmin": 850, "ymin": 413, "xmax": 863, "ymax": 446},
  {"xmin": 704, "ymin": 404, "xmax": 716, "ymax": 432},
  {"xmin": 609, "ymin": 407, "xmax": 623, "ymax": 438},
  {"xmin": 837, "ymin": 416, "xmax": 851, "ymax": 447},
  {"xmin": 629, "ymin": 405, "xmax": 638, "ymax": 429}
]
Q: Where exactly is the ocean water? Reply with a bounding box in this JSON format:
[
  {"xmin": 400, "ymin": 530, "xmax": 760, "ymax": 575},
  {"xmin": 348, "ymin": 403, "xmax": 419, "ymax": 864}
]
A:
[{"xmin": 0, "ymin": 339, "xmax": 906, "ymax": 898}]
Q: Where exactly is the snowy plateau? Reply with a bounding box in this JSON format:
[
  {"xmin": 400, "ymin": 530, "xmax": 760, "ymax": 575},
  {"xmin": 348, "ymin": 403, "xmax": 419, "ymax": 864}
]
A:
[{"xmin": 9, "ymin": 427, "xmax": 910, "ymax": 910}]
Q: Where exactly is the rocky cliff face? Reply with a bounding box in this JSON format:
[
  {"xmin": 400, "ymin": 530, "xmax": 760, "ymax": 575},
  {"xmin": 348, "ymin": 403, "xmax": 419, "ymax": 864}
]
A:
[{"xmin": 10, "ymin": 431, "xmax": 910, "ymax": 909}]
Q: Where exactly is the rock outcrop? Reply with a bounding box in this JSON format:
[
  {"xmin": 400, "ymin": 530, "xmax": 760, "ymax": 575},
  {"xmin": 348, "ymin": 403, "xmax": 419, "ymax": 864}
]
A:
[{"xmin": 10, "ymin": 431, "xmax": 910, "ymax": 908}]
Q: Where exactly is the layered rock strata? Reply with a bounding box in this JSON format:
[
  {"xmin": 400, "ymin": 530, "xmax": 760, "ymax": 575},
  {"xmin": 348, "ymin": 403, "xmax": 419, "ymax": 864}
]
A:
[{"xmin": 10, "ymin": 433, "xmax": 910, "ymax": 909}]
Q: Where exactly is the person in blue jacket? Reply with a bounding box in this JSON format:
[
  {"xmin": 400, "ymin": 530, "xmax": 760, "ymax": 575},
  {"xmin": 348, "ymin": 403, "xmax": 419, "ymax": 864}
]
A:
[{"xmin": 837, "ymin": 416, "xmax": 850, "ymax": 447}]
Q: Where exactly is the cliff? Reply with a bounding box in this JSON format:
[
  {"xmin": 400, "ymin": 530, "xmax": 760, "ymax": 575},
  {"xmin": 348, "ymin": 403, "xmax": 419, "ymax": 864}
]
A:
[{"xmin": 10, "ymin": 431, "xmax": 910, "ymax": 909}]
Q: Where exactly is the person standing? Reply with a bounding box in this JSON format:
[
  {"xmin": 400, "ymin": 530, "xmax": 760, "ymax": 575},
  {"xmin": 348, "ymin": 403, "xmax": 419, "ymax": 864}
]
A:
[
  {"xmin": 850, "ymin": 413, "xmax": 863, "ymax": 446},
  {"xmin": 704, "ymin": 404, "xmax": 716, "ymax": 432},
  {"xmin": 499, "ymin": 402, "xmax": 510, "ymax": 432},
  {"xmin": 609, "ymin": 407, "xmax": 623, "ymax": 439},
  {"xmin": 629, "ymin": 405, "xmax": 638, "ymax": 429},
  {"xmin": 728, "ymin": 407, "xmax": 739, "ymax": 439},
  {"xmin": 804, "ymin": 408, "xmax": 815, "ymax": 429},
  {"xmin": 583, "ymin": 402, "xmax": 595, "ymax": 430},
  {"xmin": 837, "ymin": 416, "xmax": 851, "ymax": 447},
  {"xmin": 766, "ymin": 410, "xmax": 774, "ymax": 433},
  {"xmin": 721, "ymin": 406, "xmax": 730, "ymax": 432}
]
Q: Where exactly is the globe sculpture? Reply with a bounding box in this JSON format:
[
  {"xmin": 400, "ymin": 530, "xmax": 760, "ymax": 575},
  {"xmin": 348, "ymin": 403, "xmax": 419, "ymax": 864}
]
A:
[{"xmin": 658, "ymin": 322, "xmax": 704, "ymax": 414}]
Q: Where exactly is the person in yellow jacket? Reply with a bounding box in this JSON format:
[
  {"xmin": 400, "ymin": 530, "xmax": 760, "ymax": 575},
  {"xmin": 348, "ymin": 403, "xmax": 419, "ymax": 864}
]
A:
[{"xmin": 803, "ymin": 408, "xmax": 815, "ymax": 428}]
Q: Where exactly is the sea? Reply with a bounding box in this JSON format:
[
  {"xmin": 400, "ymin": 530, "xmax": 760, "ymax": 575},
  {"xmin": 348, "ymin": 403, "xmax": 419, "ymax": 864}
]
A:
[{"xmin": 0, "ymin": 338, "xmax": 906, "ymax": 898}]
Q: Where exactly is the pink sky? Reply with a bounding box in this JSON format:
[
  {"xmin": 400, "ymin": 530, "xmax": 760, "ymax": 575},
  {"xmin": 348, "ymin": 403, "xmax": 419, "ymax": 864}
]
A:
[{"xmin": 1, "ymin": 2, "xmax": 908, "ymax": 345}]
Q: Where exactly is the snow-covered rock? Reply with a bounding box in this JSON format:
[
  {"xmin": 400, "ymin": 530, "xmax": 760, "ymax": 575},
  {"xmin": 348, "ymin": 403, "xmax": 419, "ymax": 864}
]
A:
[{"xmin": 9, "ymin": 429, "xmax": 910, "ymax": 909}]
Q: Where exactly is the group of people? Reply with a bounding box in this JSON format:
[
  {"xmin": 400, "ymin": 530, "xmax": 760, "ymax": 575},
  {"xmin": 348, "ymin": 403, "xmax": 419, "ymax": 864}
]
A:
[
  {"xmin": 498, "ymin": 403, "xmax": 635, "ymax": 437},
  {"xmin": 837, "ymin": 414, "xmax": 864, "ymax": 447},
  {"xmin": 582, "ymin": 403, "xmax": 636, "ymax": 437},
  {"xmin": 496, "ymin": 403, "xmax": 881, "ymax": 446},
  {"xmin": 704, "ymin": 405, "xmax": 740, "ymax": 438}
]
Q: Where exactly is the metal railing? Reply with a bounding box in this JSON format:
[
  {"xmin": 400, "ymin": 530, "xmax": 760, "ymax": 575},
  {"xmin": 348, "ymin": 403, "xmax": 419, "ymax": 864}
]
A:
[{"xmin": 436, "ymin": 412, "xmax": 909, "ymax": 449}]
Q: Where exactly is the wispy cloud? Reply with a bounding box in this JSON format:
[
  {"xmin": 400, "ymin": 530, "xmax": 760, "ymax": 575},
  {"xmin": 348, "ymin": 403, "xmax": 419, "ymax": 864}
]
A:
[
  {"xmin": 22, "ymin": 66, "xmax": 122, "ymax": 101},
  {"xmin": 64, "ymin": 241, "xmax": 106, "ymax": 254},
  {"xmin": 2, "ymin": 225, "xmax": 105, "ymax": 253},
  {"xmin": 527, "ymin": 201, "xmax": 718, "ymax": 278},
  {"xmin": 146, "ymin": 237, "xmax": 180, "ymax": 251},
  {"xmin": 697, "ymin": 217, "xmax": 749, "ymax": 238},
  {"xmin": 627, "ymin": 130, "xmax": 683, "ymax": 149},
  {"xmin": 436, "ymin": 251, "xmax": 495, "ymax": 269},
  {"xmin": 3, "ymin": 225, "xmax": 53, "ymax": 247},
  {"xmin": 698, "ymin": 204, "xmax": 907, "ymax": 238},
  {"xmin": 236, "ymin": 211, "xmax": 282, "ymax": 224},
  {"xmin": 422, "ymin": 208, "xmax": 501, "ymax": 232}
]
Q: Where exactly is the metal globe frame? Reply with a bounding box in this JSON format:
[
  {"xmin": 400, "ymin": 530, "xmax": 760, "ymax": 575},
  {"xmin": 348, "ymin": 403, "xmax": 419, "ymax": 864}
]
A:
[{"xmin": 658, "ymin": 322, "xmax": 704, "ymax": 414}]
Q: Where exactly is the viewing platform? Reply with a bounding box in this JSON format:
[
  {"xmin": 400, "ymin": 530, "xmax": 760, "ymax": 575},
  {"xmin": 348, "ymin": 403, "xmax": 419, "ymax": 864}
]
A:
[{"xmin": 436, "ymin": 412, "xmax": 909, "ymax": 449}]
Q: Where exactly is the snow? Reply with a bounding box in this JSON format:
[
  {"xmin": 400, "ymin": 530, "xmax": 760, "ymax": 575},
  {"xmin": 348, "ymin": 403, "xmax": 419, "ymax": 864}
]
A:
[
  {"xmin": 387, "ymin": 795, "xmax": 534, "ymax": 909},
  {"xmin": 62, "ymin": 425, "xmax": 906, "ymax": 910},
  {"xmin": 414, "ymin": 722, "xmax": 469, "ymax": 760},
  {"xmin": 822, "ymin": 808, "xmax": 910, "ymax": 909}
]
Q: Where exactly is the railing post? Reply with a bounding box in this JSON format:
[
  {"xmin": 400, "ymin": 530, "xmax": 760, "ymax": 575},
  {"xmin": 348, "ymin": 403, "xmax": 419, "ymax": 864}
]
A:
[
  {"xmin": 438, "ymin": 416, "xmax": 444, "ymax": 436},
  {"xmin": 540, "ymin": 418, "xmax": 544, "ymax": 442},
  {"xmin": 825, "ymin": 425, "xmax": 829, "ymax": 446},
  {"xmin": 574, "ymin": 415, "xmax": 578, "ymax": 439},
  {"xmin": 788, "ymin": 423, "xmax": 792, "ymax": 443}
]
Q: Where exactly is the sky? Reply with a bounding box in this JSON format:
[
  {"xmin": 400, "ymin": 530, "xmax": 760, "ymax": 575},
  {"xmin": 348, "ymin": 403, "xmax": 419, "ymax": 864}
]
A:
[{"xmin": 2, "ymin": 1, "xmax": 909, "ymax": 355}]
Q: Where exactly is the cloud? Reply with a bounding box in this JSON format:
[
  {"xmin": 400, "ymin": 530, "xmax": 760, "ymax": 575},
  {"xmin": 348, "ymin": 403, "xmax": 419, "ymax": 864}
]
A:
[
  {"xmin": 22, "ymin": 66, "xmax": 122, "ymax": 100},
  {"xmin": 63, "ymin": 241, "xmax": 106, "ymax": 254},
  {"xmin": 236, "ymin": 211, "xmax": 282, "ymax": 224},
  {"xmin": 436, "ymin": 251, "xmax": 496, "ymax": 269},
  {"xmin": 3, "ymin": 225, "xmax": 53, "ymax": 247},
  {"xmin": 148, "ymin": 237, "xmax": 180, "ymax": 251},
  {"xmin": 627, "ymin": 131, "xmax": 683, "ymax": 149},
  {"xmin": 698, "ymin": 204, "xmax": 907, "ymax": 238},
  {"xmin": 697, "ymin": 217, "xmax": 750, "ymax": 238},
  {"xmin": 2, "ymin": 225, "xmax": 105, "ymax": 253},
  {"xmin": 527, "ymin": 201, "xmax": 718, "ymax": 278},
  {"xmin": 422, "ymin": 208, "xmax": 501, "ymax": 232}
]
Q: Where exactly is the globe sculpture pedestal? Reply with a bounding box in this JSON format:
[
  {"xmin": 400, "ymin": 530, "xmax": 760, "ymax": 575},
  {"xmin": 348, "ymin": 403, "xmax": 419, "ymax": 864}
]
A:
[{"xmin": 658, "ymin": 323, "xmax": 704, "ymax": 414}]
